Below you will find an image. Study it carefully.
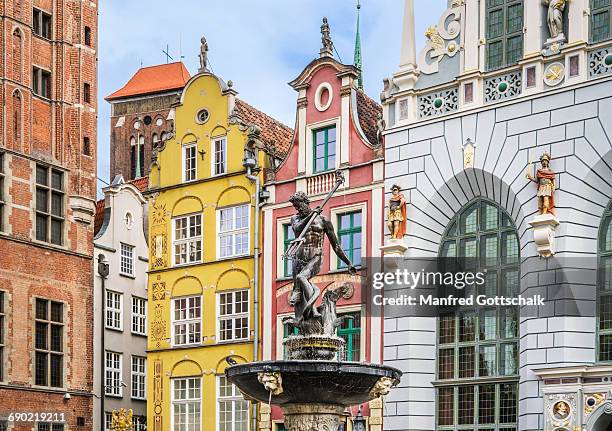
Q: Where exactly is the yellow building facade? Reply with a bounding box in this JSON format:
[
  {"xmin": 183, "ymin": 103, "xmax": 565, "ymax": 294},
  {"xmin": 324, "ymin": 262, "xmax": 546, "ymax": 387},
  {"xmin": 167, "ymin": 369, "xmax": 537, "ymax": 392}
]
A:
[{"xmin": 145, "ymin": 64, "xmax": 292, "ymax": 431}]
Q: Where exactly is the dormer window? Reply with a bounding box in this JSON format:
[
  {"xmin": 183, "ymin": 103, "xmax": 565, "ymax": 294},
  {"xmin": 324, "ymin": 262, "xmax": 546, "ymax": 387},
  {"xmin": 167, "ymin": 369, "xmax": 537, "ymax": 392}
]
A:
[
  {"xmin": 313, "ymin": 126, "xmax": 336, "ymax": 173},
  {"xmin": 486, "ymin": 0, "xmax": 524, "ymax": 71}
]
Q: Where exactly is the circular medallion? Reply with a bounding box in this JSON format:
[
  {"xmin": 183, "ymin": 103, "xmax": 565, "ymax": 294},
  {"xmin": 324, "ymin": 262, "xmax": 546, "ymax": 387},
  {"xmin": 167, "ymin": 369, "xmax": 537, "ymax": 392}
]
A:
[
  {"xmin": 544, "ymin": 62, "xmax": 565, "ymax": 87},
  {"xmin": 314, "ymin": 82, "xmax": 333, "ymax": 112},
  {"xmin": 498, "ymin": 81, "xmax": 508, "ymax": 93},
  {"xmin": 133, "ymin": 121, "xmax": 141, "ymax": 130},
  {"xmin": 156, "ymin": 118, "xmax": 164, "ymax": 127},
  {"xmin": 604, "ymin": 53, "xmax": 612, "ymax": 67},
  {"xmin": 433, "ymin": 98, "xmax": 444, "ymax": 109}
]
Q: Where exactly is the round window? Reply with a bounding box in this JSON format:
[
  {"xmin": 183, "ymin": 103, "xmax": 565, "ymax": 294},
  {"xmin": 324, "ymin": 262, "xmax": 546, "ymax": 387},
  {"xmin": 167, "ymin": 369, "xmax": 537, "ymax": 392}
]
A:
[
  {"xmin": 196, "ymin": 109, "xmax": 210, "ymax": 124},
  {"xmin": 143, "ymin": 115, "xmax": 152, "ymax": 125}
]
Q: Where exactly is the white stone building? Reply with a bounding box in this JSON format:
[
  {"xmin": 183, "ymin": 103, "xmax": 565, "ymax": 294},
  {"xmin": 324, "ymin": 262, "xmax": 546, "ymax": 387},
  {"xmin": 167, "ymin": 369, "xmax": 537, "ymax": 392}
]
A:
[
  {"xmin": 381, "ymin": 1, "xmax": 612, "ymax": 430},
  {"xmin": 93, "ymin": 176, "xmax": 149, "ymax": 430}
]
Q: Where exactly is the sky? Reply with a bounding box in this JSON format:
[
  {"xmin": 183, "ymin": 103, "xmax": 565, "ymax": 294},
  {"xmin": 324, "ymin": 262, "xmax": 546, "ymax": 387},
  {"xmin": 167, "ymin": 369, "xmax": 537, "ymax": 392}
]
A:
[{"xmin": 97, "ymin": 0, "xmax": 448, "ymax": 194}]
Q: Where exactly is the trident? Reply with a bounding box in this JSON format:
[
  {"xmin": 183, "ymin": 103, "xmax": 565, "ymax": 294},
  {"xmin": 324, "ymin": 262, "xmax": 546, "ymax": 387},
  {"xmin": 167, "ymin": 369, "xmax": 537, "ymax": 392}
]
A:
[{"xmin": 284, "ymin": 170, "xmax": 345, "ymax": 259}]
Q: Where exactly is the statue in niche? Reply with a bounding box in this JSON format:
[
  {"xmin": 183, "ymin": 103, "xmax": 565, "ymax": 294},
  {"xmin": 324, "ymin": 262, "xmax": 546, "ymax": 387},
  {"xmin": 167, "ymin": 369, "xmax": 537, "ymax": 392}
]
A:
[
  {"xmin": 526, "ymin": 153, "xmax": 556, "ymax": 215},
  {"xmin": 198, "ymin": 36, "xmax": 209, "ymax": 72},
  {"xmin": 387, "ymin": 185, "xmax": 407, "ymax": 239},
  {"xmin": 543, "ymin": 0, "xmax": 566, "ymax": 40}
]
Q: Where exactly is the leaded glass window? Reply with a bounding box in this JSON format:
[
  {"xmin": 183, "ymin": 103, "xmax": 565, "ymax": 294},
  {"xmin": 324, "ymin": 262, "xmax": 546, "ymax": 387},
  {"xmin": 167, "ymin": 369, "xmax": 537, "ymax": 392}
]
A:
[
  {"xmin": 599, "ymin": 202, "xmax": 612, "ymax": 361},
  {"xmin": 591, "ymin": 0, "xmax": 612, "ymax": 43},
  {"xmin": 486, "ymin": 0, "xmax": 524, "ymax": 71},
  {"xmin": 437, "ymin": 199, "xmax": 519, "ymax": 430}
]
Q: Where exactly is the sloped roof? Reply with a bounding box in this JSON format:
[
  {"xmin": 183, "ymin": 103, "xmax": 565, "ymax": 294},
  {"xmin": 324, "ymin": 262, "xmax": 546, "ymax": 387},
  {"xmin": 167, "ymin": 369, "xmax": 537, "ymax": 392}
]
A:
[
  {"xmin": 355, "ymin": 89, "xmax": 383, "ymax": 146},
  {"xmin": 232, "ymin": 99, "xmax": 294, "ymax": 157},
  {"xmin": 106, "ymin": 62, "xmax": 191, "ymax": 101},
  {"xmin": 94, "ymin": 177, "xmax": 149, "ymax": 236}
]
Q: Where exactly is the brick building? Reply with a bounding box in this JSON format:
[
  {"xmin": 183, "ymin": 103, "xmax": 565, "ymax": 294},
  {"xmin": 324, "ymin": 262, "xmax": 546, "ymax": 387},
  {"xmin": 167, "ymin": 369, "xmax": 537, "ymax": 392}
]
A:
[
  {"xmin": 105, "ymin": 62, "xmax": 190, "ymax": 181},
  {"xmin": 0, "ymin": 0, "xmax": 97, "ymax": 429}
]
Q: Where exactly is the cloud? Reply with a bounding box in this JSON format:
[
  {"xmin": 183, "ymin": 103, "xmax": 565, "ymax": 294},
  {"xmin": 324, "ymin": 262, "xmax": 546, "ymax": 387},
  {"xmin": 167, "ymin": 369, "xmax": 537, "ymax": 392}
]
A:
[{"xmin": 97, "ymin": 0, "xmax": 447, "ymax": 194}]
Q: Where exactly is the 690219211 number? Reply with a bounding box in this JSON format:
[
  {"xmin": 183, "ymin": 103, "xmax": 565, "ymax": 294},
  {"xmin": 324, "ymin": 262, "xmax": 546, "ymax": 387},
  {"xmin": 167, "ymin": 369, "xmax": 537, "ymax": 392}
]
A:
[{"xmin": 7, "ymin": 412, "xmax": 66, "ymax": 422}]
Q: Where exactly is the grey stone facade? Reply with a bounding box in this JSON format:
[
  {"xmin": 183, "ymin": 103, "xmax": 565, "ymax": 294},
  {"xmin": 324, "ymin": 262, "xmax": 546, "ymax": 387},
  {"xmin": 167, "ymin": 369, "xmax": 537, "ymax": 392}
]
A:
[{"xmin": 382, "ymin": 79, "xmax": 612, "ymax": 430}]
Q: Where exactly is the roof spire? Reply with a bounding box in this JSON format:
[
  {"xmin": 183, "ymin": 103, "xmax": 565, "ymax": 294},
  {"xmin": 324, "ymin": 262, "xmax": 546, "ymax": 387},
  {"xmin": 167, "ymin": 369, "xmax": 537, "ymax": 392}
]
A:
[{"xmin": 354, "ymin": 0, "xmax": 363, "ymax": 89}]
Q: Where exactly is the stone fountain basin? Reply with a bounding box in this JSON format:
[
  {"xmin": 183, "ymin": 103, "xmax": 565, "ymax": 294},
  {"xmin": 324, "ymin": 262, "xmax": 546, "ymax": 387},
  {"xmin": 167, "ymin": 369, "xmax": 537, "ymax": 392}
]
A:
[{"xmin": 225, "ymin": 360, "xmax": 401, "ymax": 407}]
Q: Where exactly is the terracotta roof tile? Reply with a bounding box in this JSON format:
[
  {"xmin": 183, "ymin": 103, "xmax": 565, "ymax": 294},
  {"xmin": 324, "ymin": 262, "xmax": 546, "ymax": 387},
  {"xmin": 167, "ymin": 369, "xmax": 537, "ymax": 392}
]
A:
[
  {"xmin": 356, "ymin": 89, "xmax": 383, "ymax": 146},
  {"xmin": 232, "ymin": 99, "xmax": 294, "ymax": 157},
  {"xmin": 106, "ymin": 62, "xmax": 190, "ymax": 101},
  {"xmin": 129, "ymin": 176, "xmax": 149, "ymax": 193},
  {"xmin": 94, "ymin": 199, "xmax": 105, "ymax": 236}
]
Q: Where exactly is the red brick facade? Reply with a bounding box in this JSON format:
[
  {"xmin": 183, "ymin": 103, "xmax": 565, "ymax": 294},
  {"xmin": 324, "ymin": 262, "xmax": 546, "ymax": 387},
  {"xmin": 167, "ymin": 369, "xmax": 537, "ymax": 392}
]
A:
[{"xmin": 0, "ymin": 0, "xmax": 97, "ymax": 428}]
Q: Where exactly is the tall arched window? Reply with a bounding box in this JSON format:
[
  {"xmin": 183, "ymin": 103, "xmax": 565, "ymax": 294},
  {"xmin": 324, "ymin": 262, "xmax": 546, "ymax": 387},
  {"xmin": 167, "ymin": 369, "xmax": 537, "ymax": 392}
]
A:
[
  {"xmin": 598, "ymin": 202, "xmax": 612, "ymax": 361},
  {"xmin": 592, "ymin": 0, "xmax": 612, "ymax": 43},
  {"xmin": 12, "ymin": 90, "xmax": 22, "ymax": 148},
  {"xmin": 438, "ymin": 199, "xmax": 519, "ymax": 430},
  {"xmin": 138, "ymin": 135, "xmax": 145, "ymax": 177},
  {"xmin": 486, "ymin": 0, "xmax": 524, "ymax": 71},
  {"xmin": 130, "ymin": 136, "xmax": 137, "ymax": 180},
  {"xmin": 12, "ymin": 28, "xmax": 22, "ymax": 82}
]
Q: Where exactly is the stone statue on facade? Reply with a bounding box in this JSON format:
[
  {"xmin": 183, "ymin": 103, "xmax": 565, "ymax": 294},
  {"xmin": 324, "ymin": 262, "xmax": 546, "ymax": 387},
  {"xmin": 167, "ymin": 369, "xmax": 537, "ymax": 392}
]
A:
[
  {"xmin": 526, "ymin": 153, "xmax": 556, "ymax": 215},
  {"xmin": 320, "ymin": 17, "xmax": 334, "ymax": 57},
  {"xmin": 543, "ymin": 0, "xmax": 566, "ymax": 40},
  {"xmin": 285, "ymin": 189, "xmax": 355, "ymax": 328},
  {"xmin": 387, "ymin": 185, "xmax": 407, "ymax": 240},
  {"xmin": 198, "ymin": 36, "xmax": 209, "ymax": 72}
]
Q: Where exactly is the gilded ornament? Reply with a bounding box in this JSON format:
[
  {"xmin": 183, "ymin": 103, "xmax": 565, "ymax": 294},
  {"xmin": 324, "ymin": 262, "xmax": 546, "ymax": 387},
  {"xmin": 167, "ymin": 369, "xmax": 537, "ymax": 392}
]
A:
[{"xmin": 110, "ymin": 408, "xmax": 133, "ymax": 431}]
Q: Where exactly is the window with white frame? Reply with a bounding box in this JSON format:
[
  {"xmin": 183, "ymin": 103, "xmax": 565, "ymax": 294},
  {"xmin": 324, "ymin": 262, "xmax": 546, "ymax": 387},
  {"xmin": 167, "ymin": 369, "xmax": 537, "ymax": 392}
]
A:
[
  {"xmin": 183, "ymin": 143, "xmax": 196, "ymax": 182},
  {"xmin": 132, "ymin": 416, "xmax": 147, "ymax": 431},
  {"xmin": 131, "ymin": 355, "xmax": 146, "ymax": 399},
  {"xmin": 105, "ymin": 351, "xmax": 122, "ymax": 397},
  {"xmin": 218, "ymin": 205, "xmax": 249, "ymax": 258},
  {"xmin": 105, "ymin": 412, "xmax": 113, "ymax": 431},
  {"xmin": 105, "ymin": 290, "xmax": 123, "ymax": 331},
  {"xmin": 120, "ymin": 243, "xmax": 134, "ymax": 276},
  {"xmin": 131, "ymin": 296, "xmax": 147, "ymax": 335},
  {"xmin": 218, "ymin": 290, "xmax": 249, "ymax": 342},
  {"xmin": 213, "ymin": 137, "xmax": 227, "ymax": 176},
  {"xmin": 218, "ymin": 375, "xmax": 249, "ymax": 431},
  {"xmin": 173, "ymin": 214, "xmax": 202, "ymax": 265},
  {"xmin": 172, "ymin": 378, "xmax": 201, "ymax": 431},
  {"xmin": 172, "ymin": 296, "xmax": 201, "ymax": 346}
]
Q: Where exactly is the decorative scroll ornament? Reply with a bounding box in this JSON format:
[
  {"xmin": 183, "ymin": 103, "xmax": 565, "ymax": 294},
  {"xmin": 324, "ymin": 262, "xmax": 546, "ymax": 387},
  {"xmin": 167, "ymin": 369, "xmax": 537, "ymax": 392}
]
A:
[
  {"xmin": 258, "ymin": 371, "xmax": 284, "ymax": 396},
  {"xmin": 417, "ymin": 4, "xmax": 462, "ymax": 75},
  {"xmin": 545, "ymin": 393, "xmax": 577, "ymax": 431},
  {"xmin": 369, "ymin": 376, "xmax": 395, "ymax": 398}
]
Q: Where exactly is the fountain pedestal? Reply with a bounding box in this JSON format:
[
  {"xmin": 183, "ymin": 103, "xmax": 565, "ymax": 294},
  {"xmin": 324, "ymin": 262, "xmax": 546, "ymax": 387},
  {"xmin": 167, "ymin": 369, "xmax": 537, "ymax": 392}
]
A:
[{"xmin": 283, "ymin": 404, "xmax": 345, "ymax": 431}]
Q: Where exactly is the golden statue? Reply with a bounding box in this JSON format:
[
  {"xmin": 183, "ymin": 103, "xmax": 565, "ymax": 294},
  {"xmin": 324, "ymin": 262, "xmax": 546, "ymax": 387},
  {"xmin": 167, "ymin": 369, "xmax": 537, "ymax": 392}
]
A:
[
  {"xmin": 526, "ymin": 153, "xmax": 556, "ymax": 215},
  {"xmin": 111, "ymin": 408, "xmax": 134, "ymax": 431},
  {"xmin": 387, "ymin": 185, "xmax": 407, "ymax": 239}
]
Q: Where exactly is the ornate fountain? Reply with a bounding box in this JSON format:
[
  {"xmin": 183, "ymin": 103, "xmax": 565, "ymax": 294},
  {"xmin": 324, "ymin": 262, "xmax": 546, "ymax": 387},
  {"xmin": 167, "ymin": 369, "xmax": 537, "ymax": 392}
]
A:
[{"xmin": 225, "ymin": 171, "xmax": 402, "ymax": 431}]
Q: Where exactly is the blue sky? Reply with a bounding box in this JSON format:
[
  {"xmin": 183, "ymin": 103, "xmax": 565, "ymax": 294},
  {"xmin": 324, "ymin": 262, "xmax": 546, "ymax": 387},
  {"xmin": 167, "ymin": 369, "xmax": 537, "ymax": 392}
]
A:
[{"xmin": 97, "ymin": 0, "xmax": 448, "ymax": 193}]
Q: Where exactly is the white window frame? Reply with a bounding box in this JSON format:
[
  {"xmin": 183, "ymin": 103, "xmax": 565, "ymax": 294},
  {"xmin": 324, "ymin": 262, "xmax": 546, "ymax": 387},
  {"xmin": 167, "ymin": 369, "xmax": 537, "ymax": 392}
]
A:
[
  {"xmin": 217, "ymin": 375, "xmax": 250, "ymax": 431},
  {"xmin": 212, "ymin": 136, "xmax": 227, "ymax": 176},
  {"xmin": 120, "ymin": 243, "xmax": 134, "ymax": 276},
  {"xmin": 132, "ymin": 416, "xmax": 147, "ymax": 431},
  {"xmin": 131, "ymin": 296, "xmax": 147, "ymax": 335},
  {"xmin": 172, "ymin": 214, "xmax": 202, "ymax": 266},
  {"xmin": 105, "ymin": 351, "xmax": 122, "ymax": 397},
  {"xmin": 171, "ymin": 296, "xmax": 202, "ymax": 347},
  {"xmin": 131, "ymin": 355, "xmax": 146, "ymax": 400},
  {"xmin": 182, "ymin": 143, "xmax": 197, "ymax": 182},
  {"xmin": 217, "ymin": 290, "xmax": 250, "ymax": 343},
  {"xmin": 105, "ymin": 290, "xmax": 123, "ymax": 331},
  {"xmin": 105, "ymin": 412, "xmax": 113, "ymax": 431},
  {"xmin": 171, "ymin": 377, "xmax": 202, "ymax": 431},
  {"xmin": 216, "ymin": 204, "xmax": 250, "ymax": 259}
]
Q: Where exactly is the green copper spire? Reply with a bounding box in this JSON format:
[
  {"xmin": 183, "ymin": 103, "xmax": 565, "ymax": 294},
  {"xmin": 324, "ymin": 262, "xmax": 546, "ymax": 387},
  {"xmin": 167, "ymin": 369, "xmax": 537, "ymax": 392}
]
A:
[{"xmin": 354, "ymin": 0, "xmax": 363, "ymax": 89}]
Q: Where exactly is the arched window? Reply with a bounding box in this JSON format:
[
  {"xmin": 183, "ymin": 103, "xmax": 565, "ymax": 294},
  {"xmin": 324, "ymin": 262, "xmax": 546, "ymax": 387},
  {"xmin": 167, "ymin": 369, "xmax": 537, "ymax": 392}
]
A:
[
  {"xmin": 12, "ymin": 90, "xmax": 22, "ymax": 148},
  {"xmin": 130, "ymin": 137, "xmax": 137, "ymax": 180},
  {"xmin": 591, "ymin": 0, "xmax": 612, "ymax": 43},
  {"xmin": 12, "ymin": 28, "xmax": 22, "ymax": 82},
  {"xmin": 486, "ymin": 0, "xmax": 524, "ymax": 71},
  {"xmin": 152, "ymin": 133, "xmax": 159, "ymax": 148},
  {"xmin": 438, "ymin": 199, "xmax": 519, "ymax": 430},
  {"xmin": 598, "ymin": 202, "xmax": 612, "ymax": 361},
  {"xmin": 138, "ymin": 135, "xmax": 145, "ymax": 177}
]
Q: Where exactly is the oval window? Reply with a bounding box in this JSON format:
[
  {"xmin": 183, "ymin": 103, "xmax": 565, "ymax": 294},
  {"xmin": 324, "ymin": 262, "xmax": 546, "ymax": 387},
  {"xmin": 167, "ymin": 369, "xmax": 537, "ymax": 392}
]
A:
[{"xmin": 196, "ymin": 109, "xmax": 210, "ymax": 124}]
